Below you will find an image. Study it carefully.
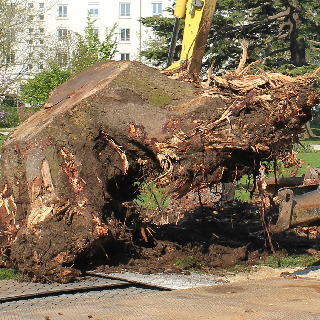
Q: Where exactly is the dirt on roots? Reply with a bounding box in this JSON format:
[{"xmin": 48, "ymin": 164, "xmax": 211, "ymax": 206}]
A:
[
  {"xmin": 1, "ymin": 60, "xmax": 320, "ymax": 283},
  {"xmin": 80, "ymin": 201, "xmax": 320, "ymax": 277}
]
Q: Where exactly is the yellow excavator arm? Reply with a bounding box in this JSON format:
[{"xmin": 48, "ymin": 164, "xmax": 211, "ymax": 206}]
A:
[{"xmin": 166, "ymin": 0, "xmax": 218, "ymax": 75}]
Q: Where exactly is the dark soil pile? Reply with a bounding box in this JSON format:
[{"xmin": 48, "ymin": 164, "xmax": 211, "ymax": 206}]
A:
[
  {"xmin": 0, "ymin": 59, "xmax": 319, "ymax": 282},
  {"xmin": 88, "ymin": 202, "xmax": 319, "ymax": 276}
]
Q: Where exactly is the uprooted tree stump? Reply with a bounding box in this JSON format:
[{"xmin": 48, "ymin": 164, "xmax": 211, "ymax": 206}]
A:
[{"xmin": 0, "ymin": 60, "xmax": 319, "ymax": 282}]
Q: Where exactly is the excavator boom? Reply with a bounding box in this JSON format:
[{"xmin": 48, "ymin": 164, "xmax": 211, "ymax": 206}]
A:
[{"xmin": 166, "ymin": 0, "xmax": 218, "ymax": 75}]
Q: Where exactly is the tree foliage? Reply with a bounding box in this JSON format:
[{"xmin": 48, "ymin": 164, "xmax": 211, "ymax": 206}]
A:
[
  {"xmin": 0, "ymin": 67, "xmax": 19, "ymax": 102},
  {"xmin": 21, "ymin": 16, "xmax": 118, "ymax": 107},
  {"xmin": 20, "ymin": 63, "xmax": 72, "ymax": 107},
  {"xmin": 141, "ymin": 1, "xmax": 320, "ymax": 75},
  {"xmin": 0, "ymin": 0, "xmax": 27, "ymax": 67},
  {"xmin": 71, "ymin": 16, "xmax": 117, "ymax": 74},
  {"xmin": 140, "ymin": 17, "xmax": 181, "ymax": 67},
  {"xmin": 0, "ymin": 0, "xmax": 60, "ymax": 98},
  {"xmin": 207, "ymin": 0, "xmax": 320, "ymax": 74}
]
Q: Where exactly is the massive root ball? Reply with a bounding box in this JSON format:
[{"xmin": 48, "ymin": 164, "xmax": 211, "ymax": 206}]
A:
[{"xmin": 0, "ymin": 60, "xmax": 318, "ymax": 282}]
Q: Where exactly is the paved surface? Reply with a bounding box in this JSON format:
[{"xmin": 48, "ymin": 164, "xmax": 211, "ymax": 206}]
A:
[
  {"xmin": 0, "ymin": 277, "xmax": 129, "ymax": 302},
  {"xmin": 88, "ymin": 271, "xmax": 220, "ymax": 290},
  {"xmin": 0, "ymin": 274, "xmax": 319, "ymax": 319},
  {"xmin": 310, "ymin": 144, "xmax": 320, "ymax": 150}
]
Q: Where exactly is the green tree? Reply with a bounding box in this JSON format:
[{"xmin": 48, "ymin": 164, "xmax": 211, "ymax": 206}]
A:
[
  {"xmin": 20, "ymin": 63, "xmax": 72, "ymax": 107},
  {"xmin": 140, "ymin": 16, "xmax": 181, "ymax": 67},
  {"xmin": 100, "ymin": 25, "xmax": 118, "ymax": 61},
  {"xmin": 21, "ymin": 16, "xmax": 118, "ymax": 108},
  {"xmin": 141, "ymin": 1, "xmax": 320, "ymax": 75},
  {"xmin": 206, "ymin": 0, "xmax": 320, "ymax": 74},
  {"xmin": 0, "ymin": 0, "xmax": 27, "ymax": 67},
  {"xmin": 71, "ymin": 16, "xmax": 117, "ymax": 74},
  {"xmin": 0, "ymin": 0, "xmax": 54, "ymax": 96}
]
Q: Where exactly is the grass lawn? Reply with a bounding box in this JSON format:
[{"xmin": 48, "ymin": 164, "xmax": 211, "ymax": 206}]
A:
[
  {"xmin": 259, "ymin": 253, "xmax": 320, "ymax": 268},
  {"xmin": 235, "ymin": 140, "xmax": 320, "ymax": 201},
  {"xmin": 0, "ymin": 133, "xmax": 7, "ymax": 147},
  {"xmin": 309, "ymin": 120, "xmax": 320, "ymax": 138},
  {"xmin": 0, "ymin": 268, "xmax": 18, "ymax": 280},
  {"xmin": 310, "ymin": 126, "xmax": 320, "ymax": 136},
  {"xmin": 297, "ymin": 150, "xmax": 320, "ymax": 173}
]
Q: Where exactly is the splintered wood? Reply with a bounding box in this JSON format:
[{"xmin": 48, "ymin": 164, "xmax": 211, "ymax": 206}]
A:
[
  {"xmin": 0, "ymin": 59, "xmax": 318, "ymax": 282},
  {"xmin": 161, "ymin": 53, "xmax": 320, "ymax": 195}
]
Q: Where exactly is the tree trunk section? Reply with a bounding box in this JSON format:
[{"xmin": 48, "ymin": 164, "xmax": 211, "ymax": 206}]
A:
[
  {"xmin": 0, "ymin": 60, "xmax": 318, "ymax": 282},
  {"xmin": 288, "ymin": 9, "xmax": 306, "ymax": 67}
]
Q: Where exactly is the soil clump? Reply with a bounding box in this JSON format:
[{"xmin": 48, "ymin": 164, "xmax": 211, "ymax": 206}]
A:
[
  {"xmin": 90, "ymin": 202, "xmax": 320, "ymax": 277},
  {"xmin": 0, "ymin": 60, "xmax": 319, "ymax": 282}
]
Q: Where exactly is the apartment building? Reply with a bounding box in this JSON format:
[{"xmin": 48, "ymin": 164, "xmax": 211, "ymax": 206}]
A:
[{"xmin": 23, "ymin": 0, "xmax": 174, "ymax": 73}]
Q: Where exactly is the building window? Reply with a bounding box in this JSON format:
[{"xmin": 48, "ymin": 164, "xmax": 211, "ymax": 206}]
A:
[
  {"xmin": 39, "ymin": 2, "xmax": 44, "ymax": 9},
  {"xmin": 28, "ymin": 64, "xmax": 33, "ymax": 70},
  {"xmin": 39, "ymin": 14, "xmax": 44, "ymax": 20},
  {"xmin": 27, "ymin": 39, "xmax": 33, "ymax": 45},
  {"xmin": 89, "ymin": 8, "xmax": 99, "ymax": 18},
  {"xmin": 58, "ymin": 5, "xmax": 68, "ymax": 18},
  {"xmin": 28, "ymin": 15, "xmax": 34, "ymax": 20},
  {"xmin": 120, "ymin": 53, "xmax": 130, "ymax": 60},
  {"xmin": 7, "ymin": 29, "xmax": 15, "ymax": 41},
  {"xmin": 39, "ymin": 28, "xmax": 44, "ymax": 34},
  {"xmin": 39, "ymin": 52, "xmax": 44, "ymax": 59},
  {"xmin": 39, "ymin": 39, "xmax": 44, "ymax": 45},
  {"xmin": 93, "ymin": 28, "xmax": 99, "ymax": 37},
  {"xmin": 6, "ymin": 53, "xmax": 15, "ymax": 64},
  {"xmin": 28, "ymin": 28, "xmax": 34, "ymax": 33},
  {"xmin": 58, "ymin": 28, "xmax": 68, "ymax": 41},
  {"xmin": 39, "ymin": 64, "xmax": 44, "ymax": 70},
  {"xmin": 120, "ymin": 3, "xmax": 130, "ymax": 16},
  {"xmin": 120, "ymin": 28, "xmax": 130, "ymax": 41},
  {"xmin": 152, "ymin": 3, "xmax": 162, "ymax": 17},
  {"xmin": 28, "ymin": 3, "xmax": 34, "ymax": 9},
  {"xmin": 57, "ymin": 53, "xmax": 68, "ymax": 66}
]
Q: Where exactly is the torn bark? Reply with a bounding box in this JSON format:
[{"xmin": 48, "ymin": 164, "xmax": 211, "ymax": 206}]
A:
[{"xmin": 0, "ymin": 60, "xmax": 318, "ymax": 282}]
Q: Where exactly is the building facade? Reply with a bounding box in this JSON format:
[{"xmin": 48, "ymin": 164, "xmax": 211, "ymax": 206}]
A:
[{"xmin": 29, "ymin": 0, "xmax": 174, "ymax": 66}]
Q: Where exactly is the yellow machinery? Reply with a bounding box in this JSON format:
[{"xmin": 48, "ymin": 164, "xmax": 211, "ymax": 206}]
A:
[{"xmin": 166, "ymin": 0, "xmax": 218, "ymax": 75}]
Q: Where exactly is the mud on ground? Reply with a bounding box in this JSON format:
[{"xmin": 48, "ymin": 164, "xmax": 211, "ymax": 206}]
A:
[
  {"xmin": 2, "ymin": 61, "xmax": 319, "ymax": 283},
  {"xmin": 84, "ymin": 200, "xmax": 320, "ymax": 276}
]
